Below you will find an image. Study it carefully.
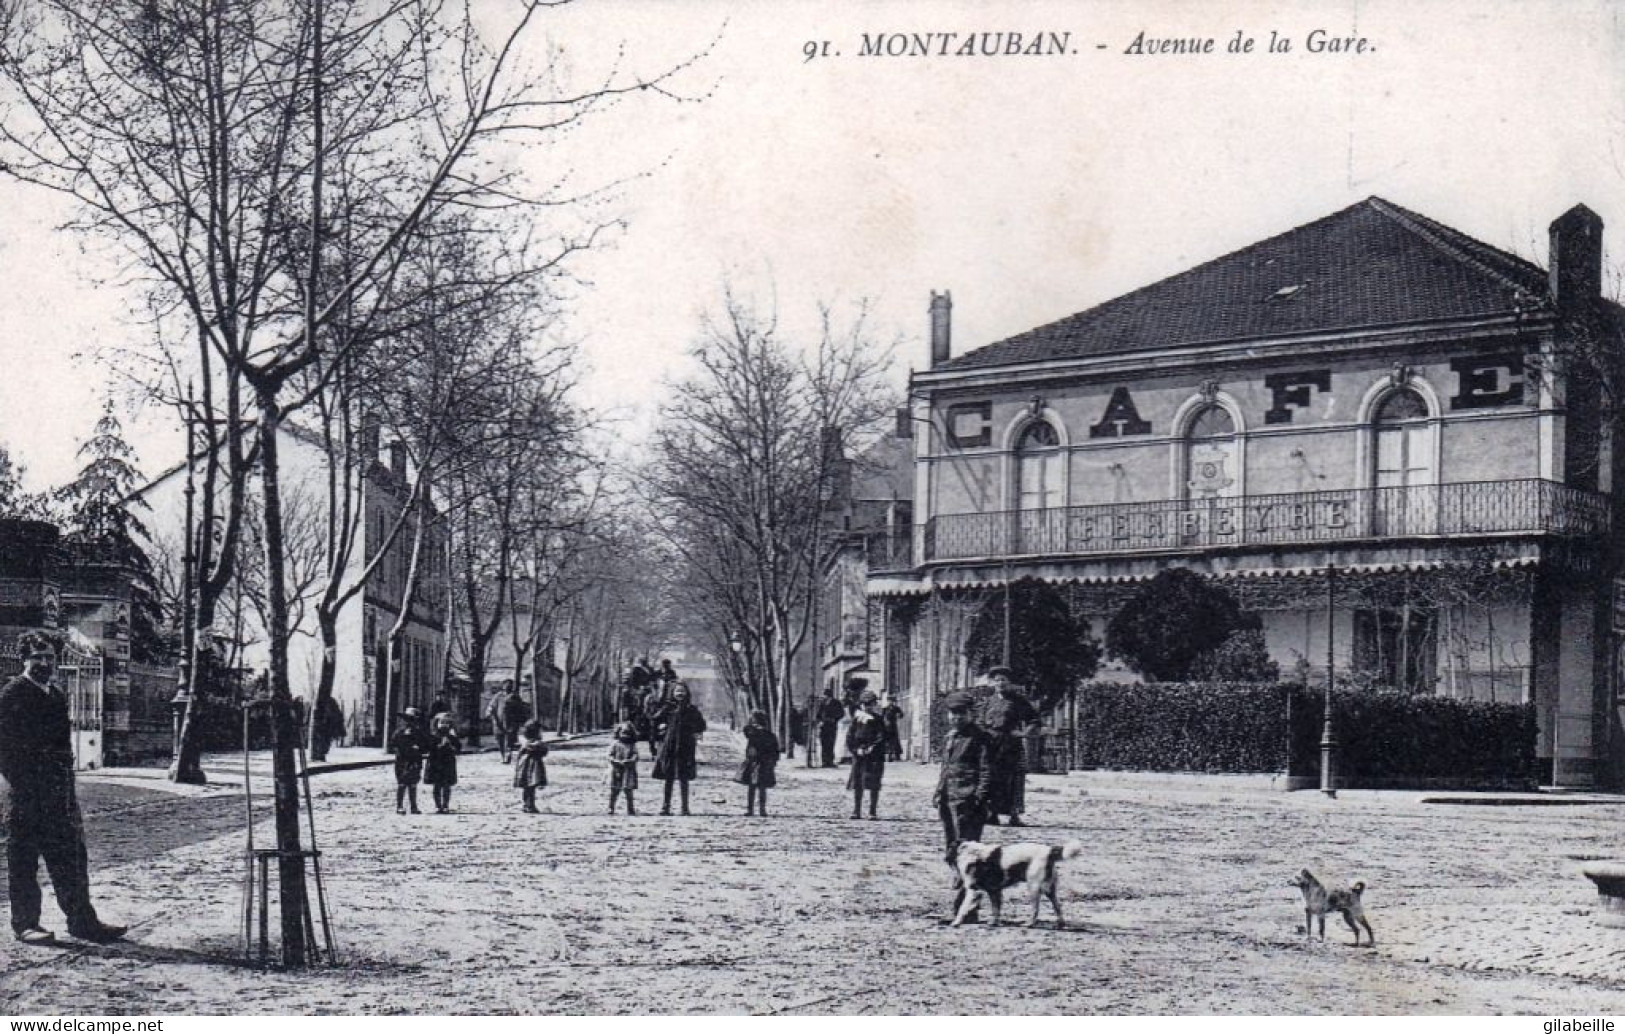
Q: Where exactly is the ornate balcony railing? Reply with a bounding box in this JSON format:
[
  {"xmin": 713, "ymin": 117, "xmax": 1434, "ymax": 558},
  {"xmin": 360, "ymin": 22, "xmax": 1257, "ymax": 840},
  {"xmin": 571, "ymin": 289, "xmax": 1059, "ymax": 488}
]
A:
[{"xmin": 923, "ymin": 479, "xmax": 1610, "ymax": 564}]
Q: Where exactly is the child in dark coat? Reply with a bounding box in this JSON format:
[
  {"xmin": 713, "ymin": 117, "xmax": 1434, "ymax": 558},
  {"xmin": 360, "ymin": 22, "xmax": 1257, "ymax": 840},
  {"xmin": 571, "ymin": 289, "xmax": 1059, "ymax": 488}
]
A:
[
  {"xmin": 389, "ymin": 707, "xmax": 433, "ymax": 815},
  {"xmin": 607, "ymin": 721, "xmax": 640, "ymax": 815},
  {"xmin": 425, "ymin": 713, "xmax": 461, "ymax": 813},
  {"xmin": 846, "ymin": 691, "xmax": 888, "ymax": 820},
  {"xmin": 513, "ymin": 719, "xmax": 549, "ymax": 813},
  {"xmin": 734, "ymin": 710, "xmax": 780, "ymax": 816}
]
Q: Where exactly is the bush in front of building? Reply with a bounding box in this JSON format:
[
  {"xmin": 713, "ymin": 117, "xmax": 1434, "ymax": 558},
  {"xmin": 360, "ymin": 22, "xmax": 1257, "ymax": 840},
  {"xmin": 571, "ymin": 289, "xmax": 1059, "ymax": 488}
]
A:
[
  {"xmin": 1074, "ymin": 681, "xmax": 1290, "ymax": 772},
  {"xmin": 963, "ymin": 578, "xmax": 1101, "ymax": 710},
  {"xmin": 1105, "ymin": 569, "xmax": 1260, "ymax": 682},
  {"xmin": 1187, "ymin": 629, "xmax": 1280, "ymax": 682},
  {"xmin": 1288, "ymin": 686, "xmax": 1537, "ymax": 790}
]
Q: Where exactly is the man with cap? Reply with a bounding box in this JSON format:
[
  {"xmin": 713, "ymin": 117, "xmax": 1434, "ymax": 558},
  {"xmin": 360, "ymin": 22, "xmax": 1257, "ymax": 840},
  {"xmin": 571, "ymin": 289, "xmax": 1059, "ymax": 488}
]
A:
[
  {"xmin": 934, "ymin": 690, "xmax": 994, "ymax": 921},
  {"xmin": 0, "ymin": 631, "xmax": 126, "ymax": 944},
  {"xmin": 982, "ymin": 665, "xmax": 1040, "ymax": 827}
]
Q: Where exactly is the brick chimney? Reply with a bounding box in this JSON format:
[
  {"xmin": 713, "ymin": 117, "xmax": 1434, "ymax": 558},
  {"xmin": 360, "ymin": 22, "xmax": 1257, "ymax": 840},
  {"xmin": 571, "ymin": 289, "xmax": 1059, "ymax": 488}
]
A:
[
  {"xmin": 358, "ymin": 411, "xmax": 380, "ymax": 464},
  {"xmin": 1549, "ymin": 204, "xmax": 1603, "ymax": 318},
  {"xmin": 929, "ymin": 290, "xmax": 952, "ymax": 367},
  {"xmin": 388, "ymin": 439, "xmax": 408, "ymax": 478}
]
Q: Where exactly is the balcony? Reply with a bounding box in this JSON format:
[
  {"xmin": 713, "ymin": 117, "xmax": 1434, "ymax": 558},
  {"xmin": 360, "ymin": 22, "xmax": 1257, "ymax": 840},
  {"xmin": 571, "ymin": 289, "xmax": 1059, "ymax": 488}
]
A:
[{"xmin": 923, "ymin": 479, "xmax": 1610, "ymax": 564}]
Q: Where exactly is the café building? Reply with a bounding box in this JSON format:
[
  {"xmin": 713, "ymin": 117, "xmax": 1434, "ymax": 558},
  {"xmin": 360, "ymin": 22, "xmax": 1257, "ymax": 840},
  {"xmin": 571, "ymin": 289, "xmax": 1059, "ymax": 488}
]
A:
[{"xmin": 874, "ymin": 198, "xmax": 1621, "ymax": 787}]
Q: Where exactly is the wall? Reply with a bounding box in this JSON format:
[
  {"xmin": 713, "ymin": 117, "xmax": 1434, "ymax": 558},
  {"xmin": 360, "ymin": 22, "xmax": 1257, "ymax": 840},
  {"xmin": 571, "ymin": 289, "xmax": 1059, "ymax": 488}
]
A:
[{"xmin": 924, "ymin": 346, "xmax": 1544, "ymax": 519}]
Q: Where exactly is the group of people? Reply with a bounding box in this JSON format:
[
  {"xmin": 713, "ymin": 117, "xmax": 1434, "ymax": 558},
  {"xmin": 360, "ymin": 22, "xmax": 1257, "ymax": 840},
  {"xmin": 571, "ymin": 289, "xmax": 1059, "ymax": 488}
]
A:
[
  {"xmin": 935, "ymin": 666, "xmax": 1040, "ymax": 920},
  {"xmin": 607, "ymin": 660, "xmax": 709, "ymax": 816},
  {"xmin": 812, "ymin": 678, "xmax": 904, "ymax": 770},
  {"xmin": 388, "ymin": 703, "xmax": 464, "ymax": 814}
]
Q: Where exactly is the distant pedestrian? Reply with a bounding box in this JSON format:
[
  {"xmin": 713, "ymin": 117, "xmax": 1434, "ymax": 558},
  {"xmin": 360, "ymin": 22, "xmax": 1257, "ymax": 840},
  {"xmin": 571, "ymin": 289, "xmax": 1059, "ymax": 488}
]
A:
[
  {"xmin": 880, "ymin": 695, "xmax": 904, "ymax": 762},
  {"xmin": 651, "ymin": 683, "xmax": 707, "ymax": 816},
  {"xmin": 734, "ymin": 710, "xmax": 779, "ymax": 817},
  {"xmin": 390, "ymin": 707, "xmax": 432, "ymax": 815},
  {"xmin": 642, "ymin": 681, "xmax": 668, "ymax": 758},
  {"xmin": 425, "ymin": 714, "xmax": 461, "ymax": 814},
  {"xmin": 311, "ymin": 693, "xmax": 345, "ymax": 761},
  {"xmin": 485, "ymin": 686, "xmax": 509, "ymax": 762},
  {"xmin": 657, "ymin": 658, "xmax": 679, "ymax": 688},
  {"xmin": 846, "ymin": 691, "xmax": 887, "ymax": 819},
  {"xmin": 513, "ymin": 719, "xmax": 549, "ymax": 813},
  {"xmin": 982, "ymin": 666, "xmax": 1039, "ymax": 827},
  {"xmin": 814, "ymin": 689, "xmax": 844, "ymax": 768},
  {"xmin": 935, "ymin": 692, "xmax": 994, "ymax": 922},
  {"xmin": 500, "ymin": 683, "xmax": 531, "ymax": 763},
  {"xmin": 607, "ymin": 721, "xmax": 640, "ymax": 815},
  {"xmin": 0, "ymin": 631, "xmax": 127, "ymax": 945}
]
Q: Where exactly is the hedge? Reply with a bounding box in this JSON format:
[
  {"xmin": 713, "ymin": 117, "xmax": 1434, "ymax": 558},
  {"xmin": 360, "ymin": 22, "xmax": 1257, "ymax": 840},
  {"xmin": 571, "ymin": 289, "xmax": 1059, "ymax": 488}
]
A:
[
  {"xmin": 1075, "ymin": 682, "xmax": 1288, "ymax": 773},
  {"xmin": 1286, "ymin": 686, "xmax": 1537, "ymax": 790},
  {"xmin": 1064, "ymin": 681, "xmax": 1536, "ymax": 789}
]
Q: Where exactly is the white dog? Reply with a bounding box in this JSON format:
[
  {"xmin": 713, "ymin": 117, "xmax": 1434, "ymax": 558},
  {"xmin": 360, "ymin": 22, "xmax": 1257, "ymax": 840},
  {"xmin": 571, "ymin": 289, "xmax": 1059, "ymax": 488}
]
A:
[{"xmin": 952, "ymin": 839, "xmax": 1085, "ymax": 929}]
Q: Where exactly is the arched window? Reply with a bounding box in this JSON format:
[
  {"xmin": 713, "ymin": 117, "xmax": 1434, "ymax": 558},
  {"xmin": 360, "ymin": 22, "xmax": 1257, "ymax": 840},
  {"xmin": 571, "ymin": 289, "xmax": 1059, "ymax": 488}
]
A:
[
  {"xmin": 1184, "ymin": 404, "xmax": 1239, "ymax": 500},
  {"xmin": 1013, "ymin": 420, "xmax": 1064, "ymax": 554},
  {"xmin": 1372, "ymin": 389, "xmax": 1434, "ymax": 489},
  {"xmin": 1015, "ymin": 421, "xmax": 1063, "ymax": 511}
]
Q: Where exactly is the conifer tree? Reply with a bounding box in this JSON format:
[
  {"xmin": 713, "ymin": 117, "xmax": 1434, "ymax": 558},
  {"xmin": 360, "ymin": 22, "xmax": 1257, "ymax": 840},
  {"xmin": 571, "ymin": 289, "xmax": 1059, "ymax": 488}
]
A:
[{"xmin": 57, "ymin": 404, "xmax": 167, "ymax": 662}]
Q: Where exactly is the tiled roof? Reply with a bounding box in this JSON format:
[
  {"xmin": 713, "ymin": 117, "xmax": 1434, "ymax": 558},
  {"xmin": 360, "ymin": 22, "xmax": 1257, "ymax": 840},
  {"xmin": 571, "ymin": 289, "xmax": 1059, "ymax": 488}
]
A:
[{"xmin": 939, "ymin": 197, "xmax": 1551, "ymax": 371}]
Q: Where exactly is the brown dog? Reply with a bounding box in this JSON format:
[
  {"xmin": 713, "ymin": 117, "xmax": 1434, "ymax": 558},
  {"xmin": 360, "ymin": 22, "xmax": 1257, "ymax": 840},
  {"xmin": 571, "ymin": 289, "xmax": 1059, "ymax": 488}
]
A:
[{"xmin": 1291, "ymin": 868, "xmax": 1375, "ymax": 946}]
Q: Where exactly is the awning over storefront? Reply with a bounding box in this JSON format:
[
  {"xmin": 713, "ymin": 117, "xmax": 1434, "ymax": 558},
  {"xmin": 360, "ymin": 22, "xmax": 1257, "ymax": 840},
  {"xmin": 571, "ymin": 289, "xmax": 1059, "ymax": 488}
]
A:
[{"xmin": 867, "ymin": 549, "xmax": 1546, "ymax": 597}]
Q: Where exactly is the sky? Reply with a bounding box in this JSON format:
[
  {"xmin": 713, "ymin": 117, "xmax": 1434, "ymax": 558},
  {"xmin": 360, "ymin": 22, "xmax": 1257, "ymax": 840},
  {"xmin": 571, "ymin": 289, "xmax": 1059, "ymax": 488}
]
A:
[{"xmin": 0, "ymin": 0, "xmax": 1622, "ymax": 492}]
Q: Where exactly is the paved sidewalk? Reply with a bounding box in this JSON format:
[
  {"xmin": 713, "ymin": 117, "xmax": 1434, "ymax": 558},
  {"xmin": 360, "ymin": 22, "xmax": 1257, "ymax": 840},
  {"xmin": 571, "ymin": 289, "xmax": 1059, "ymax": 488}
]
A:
[{"xmin": 5, "ymin": 735, "xmax": 1625, "ymax": 1013}]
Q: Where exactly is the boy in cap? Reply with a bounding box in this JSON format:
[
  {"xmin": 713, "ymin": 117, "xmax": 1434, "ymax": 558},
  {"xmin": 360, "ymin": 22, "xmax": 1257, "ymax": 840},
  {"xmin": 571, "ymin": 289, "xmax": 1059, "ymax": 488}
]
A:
[{"xmin": 934, "ymin": 691, "xmax": 994, "ymax": 921}]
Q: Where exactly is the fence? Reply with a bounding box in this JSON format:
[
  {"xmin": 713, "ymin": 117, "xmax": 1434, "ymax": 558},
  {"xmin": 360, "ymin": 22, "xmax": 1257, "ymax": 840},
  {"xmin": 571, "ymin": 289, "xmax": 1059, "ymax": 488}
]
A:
[{"xmin": 926, "ymin": 478, "xmax": 1610, "ymax": 562}]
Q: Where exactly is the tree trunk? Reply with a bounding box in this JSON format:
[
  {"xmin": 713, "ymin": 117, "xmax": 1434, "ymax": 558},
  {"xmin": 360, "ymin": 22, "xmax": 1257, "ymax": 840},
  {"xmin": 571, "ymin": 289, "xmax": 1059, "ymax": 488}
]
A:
[
  {"xmin": 309, "ymin": 606, "xmax": 339, "ymax": 761},
  {"xmin": 256, "ymin": 387, "xmax": 310, "ymax": 968}
]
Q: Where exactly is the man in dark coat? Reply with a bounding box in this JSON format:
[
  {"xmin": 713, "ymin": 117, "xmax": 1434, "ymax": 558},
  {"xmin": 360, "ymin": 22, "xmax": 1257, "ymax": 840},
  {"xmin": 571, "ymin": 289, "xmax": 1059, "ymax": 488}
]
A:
[
  {"xmin": 982, "ymin": 666, "xmax": 1040, "ymax": 826},
  {"xmin": 656, "ymin": 658, "xmax": 679, "ymax": 693},
  {"xmin": 0, "ymin": 632, "xmax": 126, "ymax": 944},
  {"xmin": 935, "ymin": 691, "xmax": 994, "ymax": 922},
  {"xmin": 499, "ymin": 683, "xmax": 531, "ymax": 761},
  {"xmin": 880, "ymin": 695, "xmax": 905, "ymax": 761},
  {"xmin": 650, "ymin": 683, "xmax": 707, "ymax": 816},
  {"xmin": 814, "ymin": 688, "xmax": 845, "ymax": 768}
]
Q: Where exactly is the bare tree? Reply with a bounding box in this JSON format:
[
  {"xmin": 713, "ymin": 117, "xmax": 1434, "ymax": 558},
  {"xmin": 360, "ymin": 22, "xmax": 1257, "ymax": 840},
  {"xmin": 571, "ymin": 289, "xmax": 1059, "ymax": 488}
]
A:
[
  {"xmin": 648, "ymin": 289, "xmax": 894, "ymax": 752},
  {"xmin": 0, "ymin": 0, "xmax": 708, "ymax": 965}
]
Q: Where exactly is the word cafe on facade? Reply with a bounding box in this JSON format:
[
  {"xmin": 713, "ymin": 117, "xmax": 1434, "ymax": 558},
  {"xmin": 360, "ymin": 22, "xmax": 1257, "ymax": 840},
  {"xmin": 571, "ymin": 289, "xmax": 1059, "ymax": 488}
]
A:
[{"xmin": 870, "ymin": 198, "xmax": 1624, "ymax": 788}]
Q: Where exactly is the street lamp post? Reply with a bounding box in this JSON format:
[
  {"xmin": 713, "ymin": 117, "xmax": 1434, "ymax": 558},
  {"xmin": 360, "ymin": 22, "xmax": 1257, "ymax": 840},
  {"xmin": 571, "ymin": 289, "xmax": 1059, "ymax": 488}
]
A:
[
  {"xmin": 169, "ymin": 386, "xmax": 206, "ymax": 784},
  {"xmin": 1321, "ymin": 559, "xmax": 1338, "ymax": 798}
]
